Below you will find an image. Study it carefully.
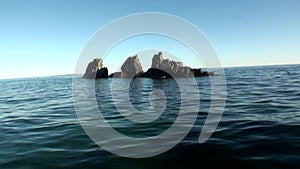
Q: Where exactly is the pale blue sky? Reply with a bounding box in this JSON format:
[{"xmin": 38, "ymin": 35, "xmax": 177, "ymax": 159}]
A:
[{"xmin": 0, "ymin": 0, "xmax": 299, "ymax": 79}]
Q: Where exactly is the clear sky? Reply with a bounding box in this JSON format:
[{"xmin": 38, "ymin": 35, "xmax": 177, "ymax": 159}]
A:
[{"xmin": 0, "ymin": 0, "xmax": 299, "ymax": 79}]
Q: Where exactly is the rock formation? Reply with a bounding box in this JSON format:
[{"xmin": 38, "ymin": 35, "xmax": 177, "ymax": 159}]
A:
[
  {"xmin": 143, "ymin": 52, "xmax": 193, "ymax": 78},
  {"xmin": 110, "ymin": 55, "xmax": 143, "ymax": 78},
  {"xmin": 83, "ymin": 58, "xmax": 103, "ymax": 79},
  {"xmin": 121, "ymin": 55, "xmax": 143, "ymax": 76},
  {"xmin": 96, "ymin": 67, "xmax": 108, "ymax": 78},
  {"xmin": 151, "ymin": 52, "xmax": 163, "ymax": 68},
  {"xmin": 83, "ymin": 52, "xmax": 212, "ymax": 79},
  {"xmin": 83, "ymin": 58, "xmax": 108, "ymax": 79}
]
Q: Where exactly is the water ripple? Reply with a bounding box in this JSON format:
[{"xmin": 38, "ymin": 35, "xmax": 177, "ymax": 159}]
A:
[{"xmin": 0, "ymin": 65, "xmax": 300, "ymax": 168}]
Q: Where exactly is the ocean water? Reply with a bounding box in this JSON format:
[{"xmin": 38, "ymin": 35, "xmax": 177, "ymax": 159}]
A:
[{"xmin": 0, "ymin": 65, "xmax": 299, "ymax": 169}]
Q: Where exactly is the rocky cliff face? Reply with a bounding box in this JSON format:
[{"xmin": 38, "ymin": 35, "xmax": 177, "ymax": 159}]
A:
[
  {"xmin": 111, "ymin": 55, "xmax": 144, "ymax": 78},
  {"xmin": 121, "ymin": 55, "xmax": 143, "ymax": 76},
  {"xmin": 151, "ymin": 52, "xmax": 163, "ymax": 68},
  {"xmin": 83, "ymin": 58, "xmax": 103, "ymax": 79},
  {"xmin": 144, "ymin": 52, "xmax": 193, "ymax": 78}
]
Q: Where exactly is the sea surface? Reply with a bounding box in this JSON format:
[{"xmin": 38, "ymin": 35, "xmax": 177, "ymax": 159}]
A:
[{"xmin": 0, "ymin": 64, "xmax": 300, "ymax": 169}]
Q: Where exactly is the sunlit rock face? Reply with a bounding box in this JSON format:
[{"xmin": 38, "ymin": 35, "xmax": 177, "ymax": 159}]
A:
[
  {"xmin": 145, "ymin": 52, "xmax": 193, "ymax": 78},
  {"xmin": 83, "ymin": 58, "xmax": 104, "ymax": 79},
  {"xmin": 109, "ymin": 55, "xmax": 144, "ymax": 78},
  {"xmin": 120, "ymin": 55, "xmax": 143, "ymax": 77}
]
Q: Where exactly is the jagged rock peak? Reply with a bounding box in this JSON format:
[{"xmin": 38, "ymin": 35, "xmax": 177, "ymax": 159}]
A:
[
  {"xmin": 151, "ymin": 52, "xmax": 163, "ymax": 68},
  {"xmin": 83, "ymin": 58, "xmax": 103, "ymax": 79},
  {"xmin": 121, "ymin": 55, "xmax": 143, "ymax": 75},
  {"xmin": 149, "ymin": 52, "xmax": 192, "ymax": 77}
]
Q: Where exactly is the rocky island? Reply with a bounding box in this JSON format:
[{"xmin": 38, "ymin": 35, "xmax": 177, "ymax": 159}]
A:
[{"xmin": 83, "ymin": 52, "xmax": 213, "ymax": 79}]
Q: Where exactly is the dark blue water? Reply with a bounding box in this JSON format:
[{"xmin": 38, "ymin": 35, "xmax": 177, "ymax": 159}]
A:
[{"xmin": 1, "ymin": 65, "xmax": 299, "ymax": 169}]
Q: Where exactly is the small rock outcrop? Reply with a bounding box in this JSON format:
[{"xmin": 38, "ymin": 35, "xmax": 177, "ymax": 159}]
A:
[
  {"xmin": 121, "ymin": 55, "xmax": 143, "ymax": 75},
  {"xmin": 140, "ymin": 68, "xmax": 171, "ymax": 79},
  {"xmin": 112, "ymin": 55, "xmax": 143, "ymax": 78},
  {"xmin": 190, "ymin": 68, "xmax": 213, "ymax": 77},
  {"xmin": 83, "ymin": 58, "xmax": 103, "ymax": 79},
  {"xmin": 96, "ymin": 67, "xmax": 108, "ymax": 78}
]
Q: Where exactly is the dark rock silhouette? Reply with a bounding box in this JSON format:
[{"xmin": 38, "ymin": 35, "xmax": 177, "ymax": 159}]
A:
[
  {"xmin": 140, "ymin": 68, "xmax": 170, "ymax": 79},
  {"xmin": 96, "ymin": 67, "xmax": 108, "ymax": 78},
  {"xmin": 191, "ymin": 69, "xmax": 202, "ymax": 76},
  {"xmin": 190, "ymin": 68, "xmax": 214, "ymax": 77}
]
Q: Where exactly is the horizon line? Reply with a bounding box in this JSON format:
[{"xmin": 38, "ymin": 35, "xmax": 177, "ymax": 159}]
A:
[{"xmin": 1, "ymin": 63, "xmax": 299, "ymax": 80}]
